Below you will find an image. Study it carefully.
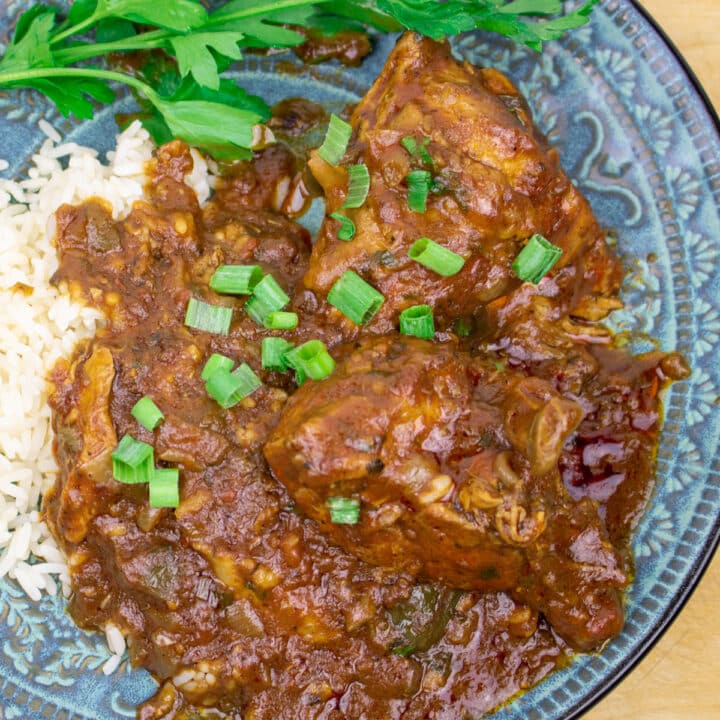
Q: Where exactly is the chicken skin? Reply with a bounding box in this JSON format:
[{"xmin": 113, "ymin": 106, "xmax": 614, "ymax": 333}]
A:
[{"xmin": 303, "ymin": 33, "xmax": 622, "ymax": 338}]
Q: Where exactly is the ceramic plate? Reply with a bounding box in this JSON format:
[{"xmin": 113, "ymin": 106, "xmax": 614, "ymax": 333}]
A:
[{"xmin": 1, "ymin": 1, "xmax": 719, "ymax": 717}]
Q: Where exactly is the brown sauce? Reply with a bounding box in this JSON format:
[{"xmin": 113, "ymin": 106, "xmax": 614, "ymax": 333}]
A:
[
  {"xmin": 42, "ymin": 35, "xmax": 689, "ymax": 720},
  {"xmin": 294, "ymin": 29, "xmax": 372, "ymax": 67}
]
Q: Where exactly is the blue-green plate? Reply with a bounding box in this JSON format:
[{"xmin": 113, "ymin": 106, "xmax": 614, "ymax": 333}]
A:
[{"xmin": 1, "ymin": 1, "xmax": 719, "ymax": 718}]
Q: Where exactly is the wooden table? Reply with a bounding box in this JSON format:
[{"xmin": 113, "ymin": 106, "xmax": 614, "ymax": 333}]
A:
[{"xmin": 585, "ymin": 2, "xmax": 720, "ymax": 718}]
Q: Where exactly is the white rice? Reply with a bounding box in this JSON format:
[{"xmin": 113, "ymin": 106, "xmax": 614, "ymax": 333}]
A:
[
  {"xmin": 102, "ymin": 653, "xmax": 123, "ymax": 676},
  {"xmin": 39, "ymin": 118, "xmax": 62, "ymax": 144},
  {"xmin": 0, "ymin": 118, "xmax": 214, "ymax": 667}
]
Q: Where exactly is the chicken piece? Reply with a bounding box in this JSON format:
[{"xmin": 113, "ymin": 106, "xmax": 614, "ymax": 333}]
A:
[
  {"xmin": 265, "ymin": 337, "xmax": 627, "ymax": 650},
  {"xmin": 302, "ymin": 33, "xmax": 622, "ymax": 337},
  {"xmin": 43, "ymin": 346, "xmax": 117, "ymax": 545}
]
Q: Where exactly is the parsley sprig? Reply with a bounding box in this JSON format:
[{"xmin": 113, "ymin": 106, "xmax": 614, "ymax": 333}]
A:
[{"xmin": 0, "ymin": 0, "xmax": 598, "ymax": 159}]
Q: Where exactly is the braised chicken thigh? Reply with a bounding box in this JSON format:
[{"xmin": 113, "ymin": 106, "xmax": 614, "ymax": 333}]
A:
[
  {"xmin": 265, "ymin": 336, "xmax": 626, "ymax": 651},
  {"xmin": 304, "ymin": 34, "xmax": 622, "ymax": 338}
]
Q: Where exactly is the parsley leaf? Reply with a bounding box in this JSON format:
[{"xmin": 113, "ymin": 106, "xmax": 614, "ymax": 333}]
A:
[
  {"xmin": 372, "ymin": 0, "xmax": 598, "ymax": 46},
  {"xmin": 0, "ymin": 12, "xmax": 55, "ymax": 72},
  {"xmin": 234, "ymin": 18, "xmax": 307, "ymax": 48},
  {"xmin": 63, "ymin": 0, "xmax": 98, "ymax": 28},
  {"xmin": 318, "ymin": 1, "xmax": 404, "ymax": 32},
  {"xmin": 172, "ymin": 78, "xmax": 271, "ymax": 122},
  {"xmin": 497, "ymin": 0, "xmax": 563, "ymax": 13},
  {"xmin": 154, "ymin": 98, "xmax": 262, "ymax": 154},
  {"xmin": 0, "ymin": 0, "xmax": 600, "ymax": 159},
  {"xmin": 96, "ymin": 0, "xmax": 207, "ymax": 32},
  {"xmin": 375, "ymin": 0, "xmax": 478, "ymax": 38},
  {"xmin": 27, "ymin": 75, "xmax": 115, "ymax": 119},
  {"xmin": 95, "ymin": 18, "xmax": 136, "ymax": 43},
  {"xmin": 170, "ymin": 31, "xmax": 244, "ymax": 90},
  {"xmin": 13, "ymin": 5, "xmax": 58, "ymax": 44},
  {"xmin": 206, "ymin": 7, "xmax": 314, "ymax": 49},
  {"xmin": 134, "ymin": 72, "xmax": 270, "ymax": 157}
]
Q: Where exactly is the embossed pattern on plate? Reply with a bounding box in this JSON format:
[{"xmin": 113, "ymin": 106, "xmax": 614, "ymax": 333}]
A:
[{"xmin": 0, "ymin": 1, "xmax": 718, "ymax": 718}]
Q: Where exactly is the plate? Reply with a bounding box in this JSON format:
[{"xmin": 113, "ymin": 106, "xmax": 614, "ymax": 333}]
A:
[{"xmin": 1, "ymin": 1, "xmax": 719, "ymax": 718}]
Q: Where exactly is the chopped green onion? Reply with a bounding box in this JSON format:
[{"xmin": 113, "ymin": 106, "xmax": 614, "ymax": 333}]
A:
[
  {"xmin": 184, "ymin": 298, "xmax": 233, "ymax": 335},
  {"xmin": 342, "ymin": 163, "xmax": 370, "ymax": 209},
  {"xmin": 201, "ymin": 353, "xmax": 234, "ymax": 381},
  {"xmin": 232, "ymin": 362, "xmax": 262, "ymax": 394},
  {"xmin": 244, "ymin": 296, "xmax": 268, "ymax": 325},
  {"xmin": 399, "ymin": 305, "xmax": 435, "ymax": 340},
  {"xmin": 329, "ymin": 212, "xmax": 356, "ymax": 241},
  {"xmin": 317, "ymin": 113, "xmax": 352, "ymax": 166},
  {"xmin": 289, "ymin": 363, "xmax": 307, "ymax": 386},
  {"xmin": 205, "ymin": 365, "xmax": 260, "ymax": 409},
  {"xmin": 205, "ymin": 370, "xmax": 241, "ymax": 408},
  {"xmin": 209, "ymin": 265, "xmax": 263, "ymax": 295},
  {"xmin": 262, "ymin": 337, "xmax": 294, "ymax": 372},
  {"xmin": 280, "ymin": 345, "xmax": 308, "ymax": 385},
  {"xmin": 131, "ymin": 396, "xmax": 164, "ymax": 431},
  {"xmin": 327, "ymin": 496, "xmax": 360, "ymax": 524},
  {"xmin": 407, "ymin": 170, "xmax": 432, "ymax": 213},
  {"xmin": 512, "ymin": 234, "xmax": 563, "ymax": 284},
  {"xmin": 401, "ymin": 135, "xmax": 433, "ymax": 166},
  {"xmin": 284, "ymin": 340, "xmax": 335, "ymax": 381},
  {"xmin": 401, "ymin": 135, "xmax": 418, "ymax": 156},
  {"xmin": 263, "ymin": 311, "xmax": 298, "ymax": 330},
  {"xmin": 408, "ymin": 237, "xmax": 465, "ymax": 277},
  {"xmin": 149, "ymin": 468, "xmax": 180, "ymax": 509},
  {"xmin": 244, "ymin": 274, "xmax": 290, "ymax": 325},
  {"xmin": 327, "ymin": 270, "xmax": 384, "ymax": 325},
  {"xmin": 111, "ymin": 434, "xmax": 154, "ymax": 485}
]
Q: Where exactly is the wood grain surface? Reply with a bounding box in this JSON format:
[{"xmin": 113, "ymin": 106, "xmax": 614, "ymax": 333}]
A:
[{"xmin": 584, "ymin": 1, "xmax": 720, "ymax": 718}]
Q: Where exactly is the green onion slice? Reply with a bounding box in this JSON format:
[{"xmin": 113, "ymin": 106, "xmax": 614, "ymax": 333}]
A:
[
  {"xmin": 261, "ymin": 337, "xmax": 294, "ymax": 372},
  {"xmin": 232, "ymin": 362, "xmax": 262, "ymax": 394},
  {"xmin": 342, "ymin": 163, "xmax": 370, "ymax": 209},
  {"xmin": 401, "ymin": 135, "xmax": 433, "ymax": 166},
  {"xmin": 244, "ymin": 274, "xmax": 290, "ymax": 325},
  {"xmin": 184, "ymin": 298, "xmax": 233, "ymax": 335},
  {"xmin": 291, "ymin": 364, "xmax": 307, "ymax": 386},
  {"xmin": 149, "ymin": 468, "xmax": 179, "ymax": 509},
  {"xmin": 201, "ymin": 353, "xmax": 234, "ymax": 381},
  {"xmin": 112, "ymin": 434, "xmax": 154, "ymax": 485},
  {"xmin": 327, "ymin": 270, "xmax": 384, "ymax": 325},
  {"xmin": 263, "ymin": 311, "xmax": 298, "ymax": 330},
  {"xmin": 205, "ymin": 369, "xmax": 242, "ymax": 408},
  {"xmin": 210, "ymin": 265, "xmax": 263, "ymax": 295},
  {"xmin": 512, "ymin": 233, "xmax": 563, "ymax": 284},
  {"xmin": 317, "ymin": 113, "xmax": 352, "ymax": 166},
  {"xmin": 327, "ymin": 496, "xmax": 360, "ymax": 524},
  {"xmin": 205, "ymin": 364, "xmax": 260, "ymax": 409},
  {"xmin": 408, "ymin": 237, "xmax": 465, "ymax": 277},
  {"xmin": 131, "ymin": 396, "xmax": 164, "ymax": 431},
  {"xmin": 407, "ymin": 170, "xmax": 432, "ymax": 213},
  {"xmin": 399, "ymin": 304, "xmax": 435, "ymax": 340},
  {"xmin": 329, "ymin": 212, "xmax": 356, "ymax": 241},
  {"xmin": 284, "ymin": 340, "xmax": 335, "ymax": 381}
]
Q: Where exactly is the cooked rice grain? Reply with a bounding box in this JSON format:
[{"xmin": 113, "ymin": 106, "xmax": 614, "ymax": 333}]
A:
[
  {"xmin": 0, "ymin": 120, "xmax": 154, "ymax": 596},
  {"xmin": 0, "ymin": 119, "xmax": 218, "ymax": 677}
]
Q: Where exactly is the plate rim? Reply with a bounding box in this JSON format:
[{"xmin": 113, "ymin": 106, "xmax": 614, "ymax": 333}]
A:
[
  {"xmin": 563, "ymin": 1, "xmax": 720, "ymax": 717},
  {"xmin": 0, "ymin": 1, "xmax": 718, "ymax": 717}
]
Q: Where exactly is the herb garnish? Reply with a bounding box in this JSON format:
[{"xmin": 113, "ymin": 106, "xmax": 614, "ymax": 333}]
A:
[{"xmin": 0, "ymin": 1, "xmax": 598, "ymax": 159}]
